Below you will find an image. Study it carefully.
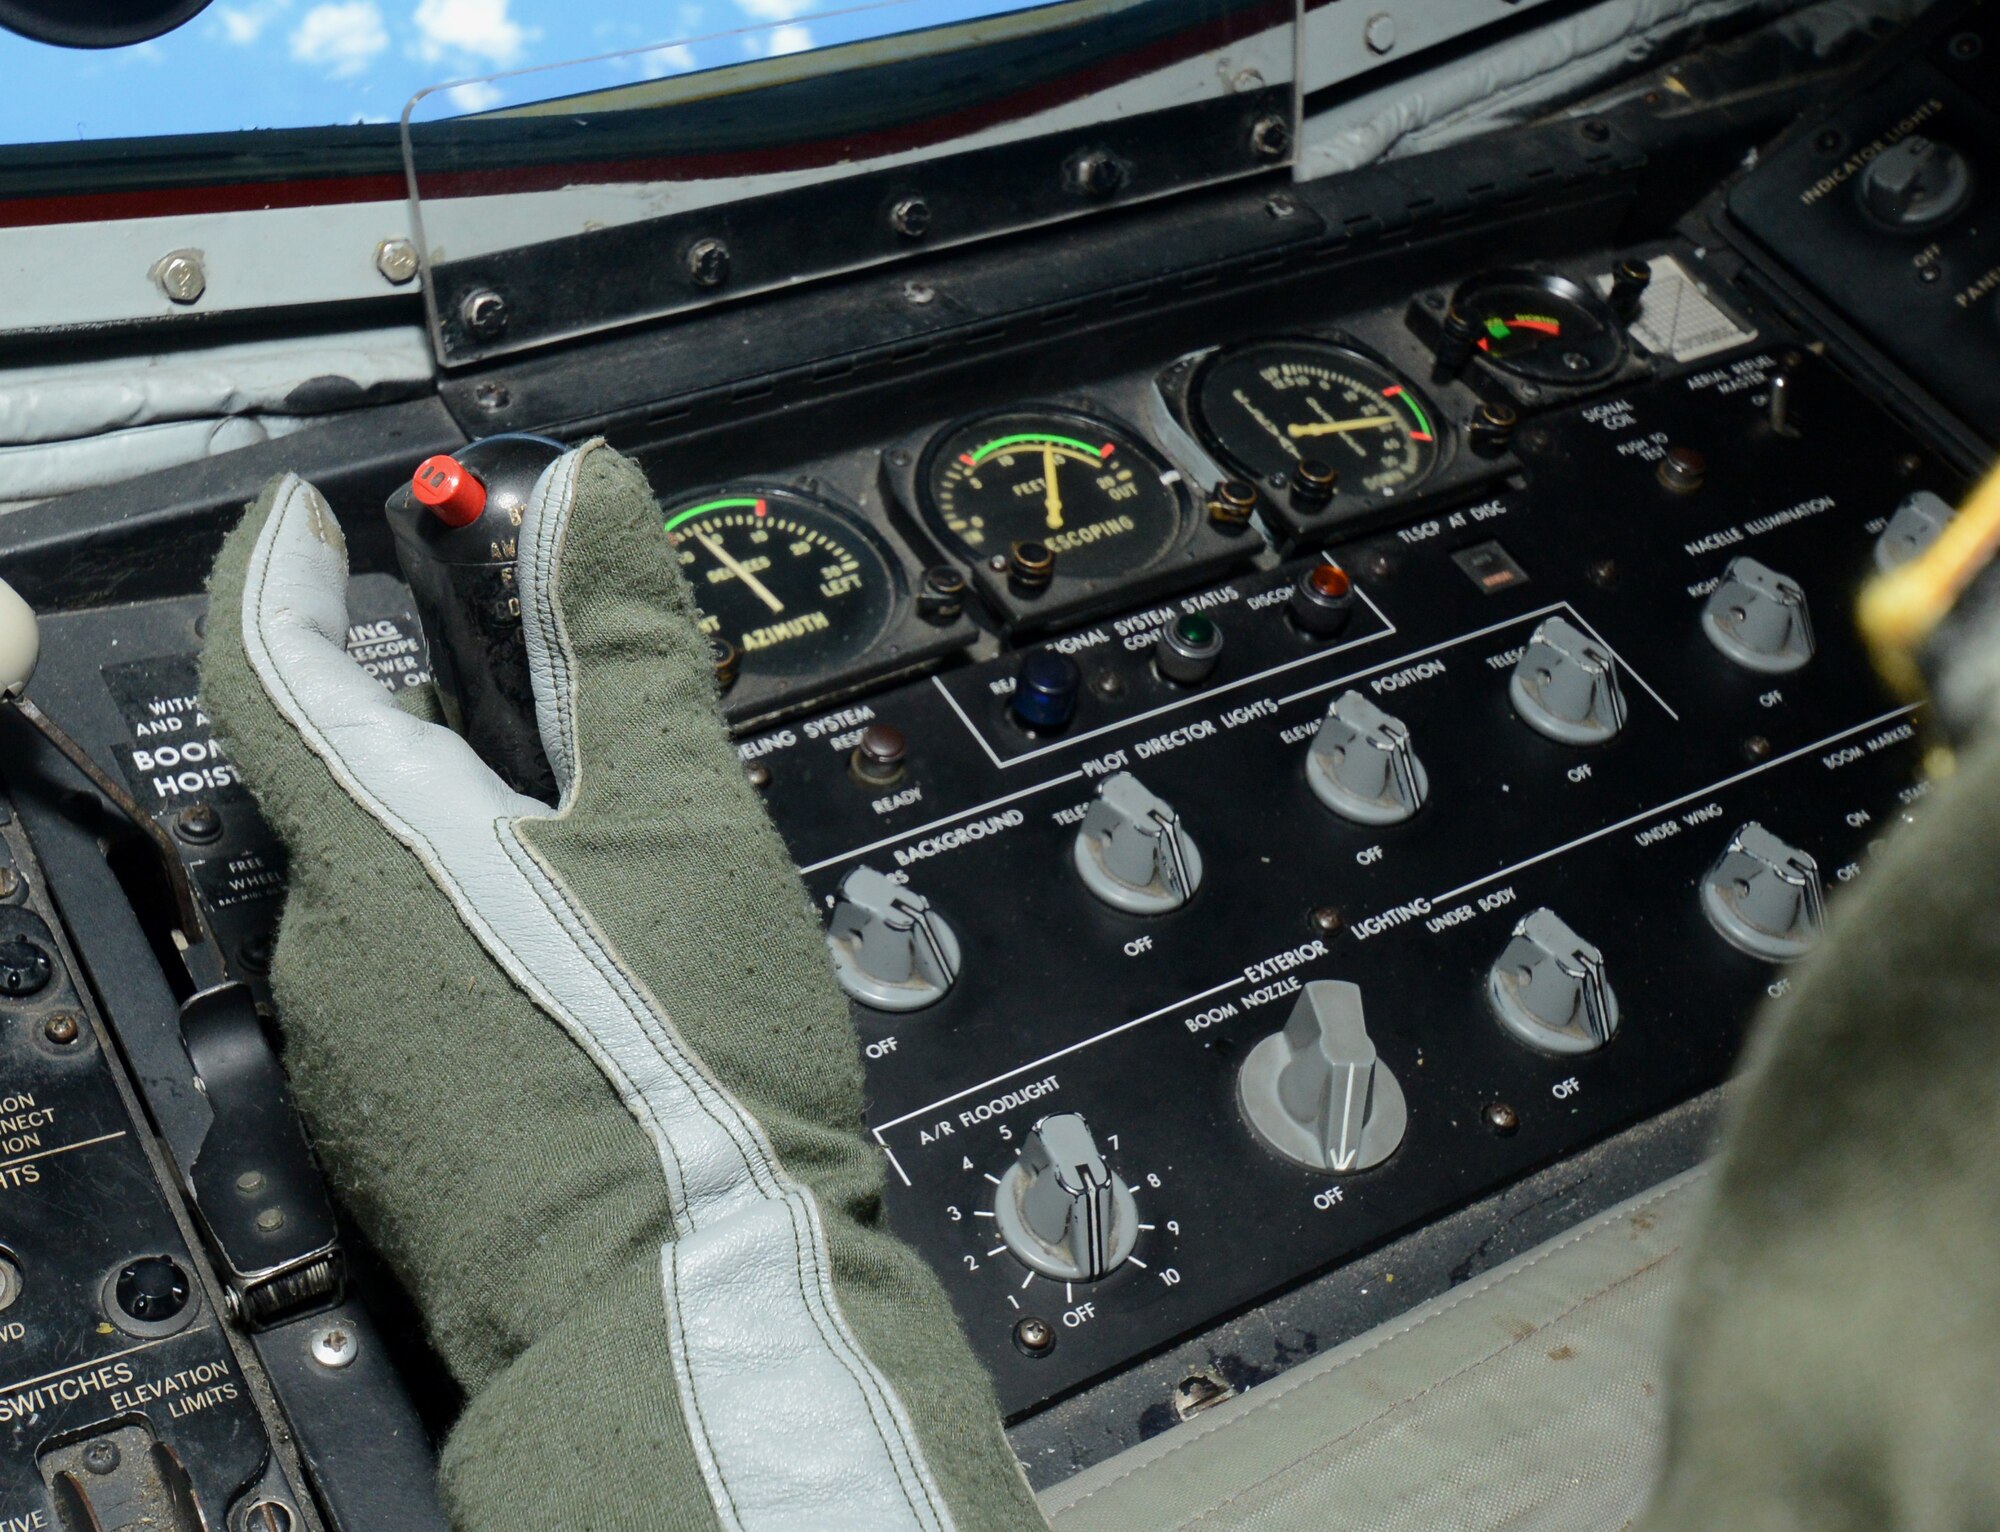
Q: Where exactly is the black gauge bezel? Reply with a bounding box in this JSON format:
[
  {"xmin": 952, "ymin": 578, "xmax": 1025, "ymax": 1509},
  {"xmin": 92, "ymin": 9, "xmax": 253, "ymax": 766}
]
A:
[
  {"xmin": 660, "ymin": 482, "xmax": 909, "ymax": 680},
  {"xmin": 1450, "ymin": 268, "xmax": 1628, "ymax": 384},
  {"xmin": 1187, "ymin": 335, "xmax": 1447, "ymax": 499},
  {"xmin": 914, "ymin": 404, "xmax": 1195, "ymax": 583}
]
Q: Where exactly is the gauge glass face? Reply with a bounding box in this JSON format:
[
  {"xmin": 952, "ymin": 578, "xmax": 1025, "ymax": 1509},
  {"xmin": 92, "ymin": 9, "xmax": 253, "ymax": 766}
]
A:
[
  {"xmin": 1192, "ymin": 340, "xmax": 1441, "ymax": 498},
  {"xmin": 1452, "ymin": 271, "xmax": 1625, "ymax": 383},
  {"xmin": 922, "ymin": 409, "xmax": 1186, "ymax": 580},
  {"xmin": 662, "ymin": 487, "xmax": 899, "ymax": 678}
]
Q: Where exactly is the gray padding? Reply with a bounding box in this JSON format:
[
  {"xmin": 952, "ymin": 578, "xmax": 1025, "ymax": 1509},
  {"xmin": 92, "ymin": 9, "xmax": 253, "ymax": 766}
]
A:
[{"xmin": 1040, "ymin": 1167, "xmax": 1709, "ymax": 1532}]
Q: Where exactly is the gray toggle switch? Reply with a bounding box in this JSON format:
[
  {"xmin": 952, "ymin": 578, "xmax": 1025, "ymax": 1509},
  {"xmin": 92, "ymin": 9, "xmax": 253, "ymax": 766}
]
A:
[
  {"xmin": 826, "ymin": 865, "xmax": 961, "ymax": 1012},
  {"xmin": 1239, "ymin": 981, "xmax": 1407, "ymax": 1173},
  {"xmin": 1703, "ymin": 822, "xmax": 1825, "ymax": 961},
  {"xmin": 993, "ymin": 1113, "xmax": 1139, "ymax": 1281},
  {"xmin": 1875, "ymin": 490, "xmax": 1954, "ymax": 572},
  {"xmin": 1306, "ymin": 691, "xmax": 1429, "ymax": 824},
  {"xmin": 1703, "ymin": 557, "xmax": 1814, "ymax": 673},
  {"xmin": 1074, "ymin": 771, "xmax": 1204, "ymax": 914},
  {"xmin": 1510, "ymin": 615, "xmax": 1628, "ymax": 744},
  {"xmin": 1489, "ymin": 908, "xmax": 1620, "ymax": 1055}
]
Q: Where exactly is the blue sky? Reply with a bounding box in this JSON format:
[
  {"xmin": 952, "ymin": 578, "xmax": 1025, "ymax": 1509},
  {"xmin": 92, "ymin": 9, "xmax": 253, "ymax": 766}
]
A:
[{"xmin": 0, "ymin": 0, "xmax": 950, "ymax": 143}]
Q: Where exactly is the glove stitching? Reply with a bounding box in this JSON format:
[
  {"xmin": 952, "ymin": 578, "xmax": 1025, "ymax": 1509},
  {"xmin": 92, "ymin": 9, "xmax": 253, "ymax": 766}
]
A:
[{"xmin": 1054, "ymin": 1170, "xmax": 1707, "ymax": 1521}]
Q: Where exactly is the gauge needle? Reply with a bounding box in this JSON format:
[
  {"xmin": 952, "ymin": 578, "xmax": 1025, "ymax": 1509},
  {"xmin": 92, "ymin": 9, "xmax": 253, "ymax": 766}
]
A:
[
  {"xmin": 1043, "ymin": 445, "xmax": 1064, "ymax": 530},
  {"xmin": 1288, "ymin": 415, "xmax": 1398, "ymax": 439},
  {"xmin": 693, "ymin": 528, "xmax": 784, "ymax": 614}
]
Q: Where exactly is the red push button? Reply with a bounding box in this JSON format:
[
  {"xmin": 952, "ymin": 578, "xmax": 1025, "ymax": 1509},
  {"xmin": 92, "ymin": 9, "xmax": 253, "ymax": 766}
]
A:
[{"xmin": 411, "ymin": 455, "xmax": 487, "ymax": 527}]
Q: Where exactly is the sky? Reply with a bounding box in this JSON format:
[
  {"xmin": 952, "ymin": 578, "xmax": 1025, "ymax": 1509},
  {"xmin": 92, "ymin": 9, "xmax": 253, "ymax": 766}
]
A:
[{"xmin": 0, "ymin": 0, "xmax": 962, "ymax": 144}]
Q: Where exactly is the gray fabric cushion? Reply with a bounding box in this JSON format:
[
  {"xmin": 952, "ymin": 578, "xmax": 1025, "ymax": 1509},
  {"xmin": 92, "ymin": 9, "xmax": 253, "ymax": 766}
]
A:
[{"xmin": 1041, "ymin": 1168, "xmax": 1707, "ymax": 1532}]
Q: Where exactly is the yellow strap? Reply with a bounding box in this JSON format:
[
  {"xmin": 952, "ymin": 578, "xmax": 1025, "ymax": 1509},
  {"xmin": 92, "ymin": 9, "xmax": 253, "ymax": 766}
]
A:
[{"xmin": 1859, "ymin": 459, "xmax": 2000, "ymax": 698}]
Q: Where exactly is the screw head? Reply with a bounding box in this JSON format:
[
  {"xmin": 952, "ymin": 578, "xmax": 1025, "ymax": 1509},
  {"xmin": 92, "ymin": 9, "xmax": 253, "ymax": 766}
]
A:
[
  {"xmin": 256, "ymin": 1207, "xmax": 287, "ymax": 1232},
  {"xmin": 744, "ymin": 761, "xmax": 773, "ymax": 790},
  {"xmin": 1580, "ymin": 118, "xmax": 1612, "ymax": 143},
  {"xmin": 173, "ymin": 801, "xmax": 223, "ymax": 844},
  {"xmin": 460, "ymin": 288, "xmax": 509, "ymax": 340},
  {"xmin": 1266, "ymin": 193, "xmax": 1299, "ymax": 219},
  {"xmin": 1587, "ymin": 559, "xmax": 1618, "ymax": 589},
  {"xmin": 903, "ymin": 280, "xmax": 936, "ymax": 306},
  {"xmin": 245, "ymin": 1501, "xmax": 297, "ymax": 1532},
  {"xmin": 0, "ymin": 866, "xmax": 20, "ymax": 900},
  {"xmin": 1363, "ymin": 11, "xmax": 1396, "ymax": 52},
  {"xmin": 1070, "ymin": 150, "xmax": 1127, "ymax": 198},
  {"xmin": 82, "ymin": 1440, "xmax": 120, "ymax": 1475},
  {"xmin": 1250, "ymin": 114, "xmax": 1291, "ymax": 160},
  {"xmin": 151, "ymin": 250, "xmax": 206, "ymax": 304},
  {"xmin": 1309, "ymin": 905, "xmax": 1342, "ymax": 935},
  {"xmin": 687, "ymin": 237, "xmax": 731, "ymax": 288},
  {"xmin": 472, "ymin": 380, "xmax": 512, "ymax": 412},
  {"xmin": 44, "ymin": 1012, "xmax": 80, "ymax": 1045},
  {"xmin": 375, "ymin": 238, "xmax": 420, "ymax": 285},
  {"xmin": 1743, "ymin": 734, "xmax": 1773, "ymax": 762},
  {"xmin": 1013, "ymin": 1316, "xmax": 1055, "ymax": 1356},
  {"xmin": 890, "ymin": 197, "xmax": 931, "ymax": 239},
  {"xmin": 1483, "ymin": 1102, "xmax": 1520, "ymax": 1135},
  {"xmin": 1090, "ymin": 670, "xmax": 1125, "ymax": 699},
  {"xmin": 310, "ymin": 1323, "xmax": 359, "ymax": 1369}
]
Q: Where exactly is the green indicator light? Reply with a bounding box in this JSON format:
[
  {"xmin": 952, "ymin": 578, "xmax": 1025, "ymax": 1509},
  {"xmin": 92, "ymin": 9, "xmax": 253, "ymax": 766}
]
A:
[
  {"xmin": 664, "ymin": 496, "xmax": 761, "ymax": 534},
  {"xmin": 1175, "ymin": 613, "xmax": 1217, "ymax": 646},
  {"xmin": 968, "ymin": 433, "xmax": 1105, "ymax": 466}
]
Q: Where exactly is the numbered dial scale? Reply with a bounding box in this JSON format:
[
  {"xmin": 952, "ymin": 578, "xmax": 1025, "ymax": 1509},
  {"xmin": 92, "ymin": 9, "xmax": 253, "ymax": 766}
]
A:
[
  {"xmin": 1191, "ymin": 339, "xmax": 1443, "ymax": 499},
  {"xmin": 919, "ymin": 409, "xmax": 1189, "ymax": 579},
  {"xmin": 662, "ymin": 487, "xmax": 902, "ymax": 677}
]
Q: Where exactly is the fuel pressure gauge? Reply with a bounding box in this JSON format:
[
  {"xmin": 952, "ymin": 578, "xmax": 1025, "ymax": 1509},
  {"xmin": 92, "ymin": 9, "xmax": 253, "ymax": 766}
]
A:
[
  {"xmin": 1449, "ymin": 269, "xmax": 1627, "ymax": 384},
  {"xmin": 662, "ymin": 486, "xmax": 901, "ymax": 678}
]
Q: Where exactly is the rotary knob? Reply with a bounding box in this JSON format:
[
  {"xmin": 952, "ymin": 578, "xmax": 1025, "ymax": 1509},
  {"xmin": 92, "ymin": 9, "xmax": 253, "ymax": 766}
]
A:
[
  {"xmin": 1859, "ymin": 135, "xmax": 1975, "ymax": 231},
  {"xmin": 1703, "ymin": 822, "xmax": 1824, "ymax": 961},
  {"xmin": 993, "ymin": 1113, "xmax": 1138, "ymax": 1281},
  {"xmin": 1510, "ymin": 615, "xmax": 1627, "ymax": 744},
  {"xmin": 1489, "ymin": 908, "xmax": 1619, "ymax": 1055},
  {"xmin": 1238, "ymin": 981, "xmax": 1406, "ymax": 1172},
  {"xmin": 1703, "ymin": 557, "xmax": 1814, "ymax": 673},
  {"xmin": 1306, "ymin": 690, "xmax": 1428, "ymax": 824},
  {"xmin": 1073, "ymin": 771, "xmax": 1203, "ymax": 913},
  {"xmin": 1875, "ymin": 490, "xmax": 1953, "ymax": 572},
  {"xmin": 825, "ymin": 866, "xmax": 961, "ymax": 1011}
]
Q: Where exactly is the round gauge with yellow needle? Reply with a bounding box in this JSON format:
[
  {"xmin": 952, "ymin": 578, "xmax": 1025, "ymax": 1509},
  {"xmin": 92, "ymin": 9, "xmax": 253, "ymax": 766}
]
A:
[
  {"xmin": 920, "ymin": 408, "xmax": 1188, "ymax": 580},
  {"xmin": 661, "ymin": 486, "xmax": 901, "ymax": 677},
  {"xmin": 1191, "ymin": 339, "xmax": 1441, "ymax": 498}
]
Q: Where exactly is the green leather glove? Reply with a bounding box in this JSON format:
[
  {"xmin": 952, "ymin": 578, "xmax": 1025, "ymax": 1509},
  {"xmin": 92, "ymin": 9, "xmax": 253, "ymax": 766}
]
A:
[{"xmin": 200, "ymin": 441, "xmax": 1046, "ymax": 1532}]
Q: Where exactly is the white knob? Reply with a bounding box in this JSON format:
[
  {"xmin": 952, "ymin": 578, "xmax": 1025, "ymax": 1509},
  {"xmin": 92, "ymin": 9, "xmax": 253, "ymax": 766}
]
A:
[{"xmin": 0, "ymin": 577, "xmax": 40, "ymax": 703}]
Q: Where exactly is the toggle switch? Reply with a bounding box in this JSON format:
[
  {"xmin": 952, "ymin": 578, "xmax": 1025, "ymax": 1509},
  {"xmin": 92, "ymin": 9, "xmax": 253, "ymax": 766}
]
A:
[
  {"xmin": 1703, "ymin": 557, "xmax": 1813, "ymax": 673},
  {"xmin": 826, "ymin": 866, "xmax": 961, "ymax": 1011},
  {"xmin": 993, "ymin": 1113, "xmax": 1138, "ymax": 1281},
  {"xmin": 1074, "ymin": 772, "xmax": 1203, "ymax": 913},
  {"xmin": 1510, "ymin": 615, "xmax": 1627, "ymax": 744},
  {"xmin": 1239, "ymin": 980, "xmax": 1406, "ymax": 1172},
  {"xmin": 1703, "ymin": 822, "xmax": 1824, "ymax": 961},
  {"xmin": 1489, "ymin": 908, "xmax": 1619, "ymax": 1055},
  {"xmin": 1306, "ymin": 690, "xmax": 1428, "ymax": 824}
]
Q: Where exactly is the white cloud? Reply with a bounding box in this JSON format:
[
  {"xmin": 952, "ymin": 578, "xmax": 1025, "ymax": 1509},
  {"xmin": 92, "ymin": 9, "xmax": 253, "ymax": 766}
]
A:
[
  {"xmin": 735, "ymin": 0, "xmax": 812, "ymax": 22},
  {"xmin": 639, "ymin": 42, "xmax": 698, "ymax": 78},
  {"xmin": 764, "ymin": 21, "xmax": 814, "ymax": 54},
  {"xmin": 214, "ymin": 0, "xmax": 289, "ymax": 44},
  {"xmin": 447, "ymin": 78, "xmax": 505, "ymax": 111},
  {"xmin": 290, "ymin": 1, "xmax": 387, "ymax": 75},
  {"xmin": 412, "ymin": 0, "xmax": 535, "ymax": 65}
]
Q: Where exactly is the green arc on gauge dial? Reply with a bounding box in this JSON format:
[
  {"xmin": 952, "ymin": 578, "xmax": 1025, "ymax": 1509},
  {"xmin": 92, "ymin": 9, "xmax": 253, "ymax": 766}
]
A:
[
  {"xmin": 663, "ymin": 495, "xmax": 766, "ymax": 534},
  {"xmin": 962, "ymin": 433, "xmax": 1112, "ymax": 467}
]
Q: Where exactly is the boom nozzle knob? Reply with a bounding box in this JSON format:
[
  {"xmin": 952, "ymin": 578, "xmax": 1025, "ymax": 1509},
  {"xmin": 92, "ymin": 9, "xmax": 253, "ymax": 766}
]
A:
[{"xmin": 1239, "ymin": 981, "xmax": 1406, "ymax": 1172}]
